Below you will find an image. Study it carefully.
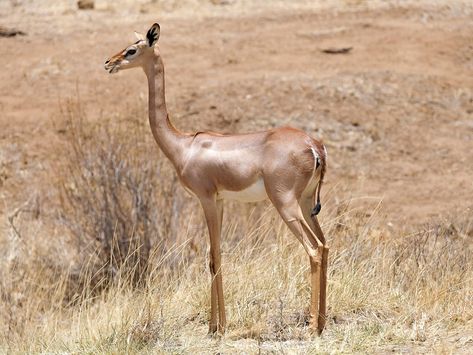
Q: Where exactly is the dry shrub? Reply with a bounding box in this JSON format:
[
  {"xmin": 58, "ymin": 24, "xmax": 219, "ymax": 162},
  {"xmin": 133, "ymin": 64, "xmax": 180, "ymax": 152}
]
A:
[{"xmin": 57, "ymin": 100, "xmax": 179, "ymax": 288}]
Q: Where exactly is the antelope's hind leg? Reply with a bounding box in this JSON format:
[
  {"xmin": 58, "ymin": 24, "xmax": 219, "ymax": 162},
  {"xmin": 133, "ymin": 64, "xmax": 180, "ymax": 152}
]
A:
[
  {"xmin": 318, "ymin": 243, "xmax": 329, "ymax": 334},
  {"xmin": 271, "ymin": 197, "xmax": 325, "ymax": 333},
  {"xmin": 301, "ymin": 197, "xmax": 329, "ymax": 335}
]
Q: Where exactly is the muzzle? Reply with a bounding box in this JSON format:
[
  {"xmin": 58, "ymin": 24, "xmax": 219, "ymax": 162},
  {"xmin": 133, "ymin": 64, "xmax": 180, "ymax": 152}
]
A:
[{"xmin": 104, "ymin": 58, "xmax": 120, "ymax": 74}]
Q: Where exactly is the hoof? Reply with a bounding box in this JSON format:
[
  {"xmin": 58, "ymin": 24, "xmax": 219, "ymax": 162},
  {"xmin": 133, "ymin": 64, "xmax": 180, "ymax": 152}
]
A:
[
  {"xmin": 208, "ymin": 325, "xmax": 218, "ymax": 337},
  {"xmin": 308, "ymin": 318, "xmax": 325, "ymax": 336},
  {"xmin": 308, "ymin": 326, "xmax": 323, "ymax": 337},
  {"xmin": 208, "ymin": 325, "xmax": 225, "ymax": 338}
]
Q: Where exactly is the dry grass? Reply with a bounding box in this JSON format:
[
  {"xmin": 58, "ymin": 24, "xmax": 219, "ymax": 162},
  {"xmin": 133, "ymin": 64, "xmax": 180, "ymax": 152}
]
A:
[{"xmin": 0, "ymin": 103, "xmax": 472, "ymax": 353}]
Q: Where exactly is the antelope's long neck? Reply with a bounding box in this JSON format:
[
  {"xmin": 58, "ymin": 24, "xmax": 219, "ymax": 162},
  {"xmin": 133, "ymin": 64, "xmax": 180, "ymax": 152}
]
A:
[{"xmin": 144, "ymin": 55, "xmax": 186, "ymax": 168}]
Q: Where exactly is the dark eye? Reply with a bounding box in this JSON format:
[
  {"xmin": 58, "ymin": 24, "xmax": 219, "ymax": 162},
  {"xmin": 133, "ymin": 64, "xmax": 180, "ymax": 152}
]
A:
[{"xmin": 126, "ymin": 49, "xmax": 136, "ymax": 56}]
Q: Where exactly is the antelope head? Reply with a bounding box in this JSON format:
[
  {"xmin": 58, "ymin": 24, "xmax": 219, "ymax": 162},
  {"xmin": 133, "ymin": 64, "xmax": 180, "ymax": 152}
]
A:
[{"xmin": 104, "ymin": 23, "xmax": 160, "ymax": 74}]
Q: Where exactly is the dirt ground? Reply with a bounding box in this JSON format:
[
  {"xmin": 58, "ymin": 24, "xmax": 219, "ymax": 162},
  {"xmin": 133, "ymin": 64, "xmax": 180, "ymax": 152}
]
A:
[{"xmin": 1, "ymin": 0, "xmax": 472, "ymax": 231}]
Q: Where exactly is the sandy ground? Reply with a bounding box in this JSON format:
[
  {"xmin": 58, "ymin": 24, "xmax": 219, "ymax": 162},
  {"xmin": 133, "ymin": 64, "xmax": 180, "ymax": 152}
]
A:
[{"xmin": 1, "ymin": 0, "xmax": 473, "ymax": 231}]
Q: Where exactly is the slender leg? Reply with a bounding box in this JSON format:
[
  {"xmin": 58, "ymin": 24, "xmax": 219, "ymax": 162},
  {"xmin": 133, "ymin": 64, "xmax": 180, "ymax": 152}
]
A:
[
  {"xmin": 217, "ymin": 199, "xmax": 224, "ymax": 230},
  {"xmin": 318, "ymin": 245, "xmax": 329, "ymax": 334},
  {"xmin": 300, "ymin": 218, "xmax": 324, "ymax": 332},
  {"xmin": 209, "ymin": 199, "xmax": 224, "ymax": 334},
  {"xmin": 308, "ymin": 215, "xmax": 329, "ymax": 335},
  {"xmin": 271, "ymin": 198, "xmax": 324, "ymax": 333},
  {"xmin": 301, "ymin": 197, "xmax": 329, "ymax": 335},
  {"xmin": 201, "ymin": 197, "xmax": 226, "ymax": 334},
  {"xmin": 209, "ymin": 259, "xmax": 218, "ymax": 334},
  {"xmin": 215, "ymin": 199, "xmax": 226, "ymax": 333}
]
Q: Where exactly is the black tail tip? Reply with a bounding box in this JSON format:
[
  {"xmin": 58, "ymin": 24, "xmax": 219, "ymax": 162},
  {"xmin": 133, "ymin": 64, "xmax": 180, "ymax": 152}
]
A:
[{"xmin": 311, "ymin": 203, "xmax": 322, "ymax": 217}]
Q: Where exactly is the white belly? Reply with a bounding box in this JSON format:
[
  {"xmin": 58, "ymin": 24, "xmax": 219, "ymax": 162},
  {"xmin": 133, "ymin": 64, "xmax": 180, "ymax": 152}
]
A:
[{"xmin": 218, "ymin": 178, "xmax": 268, "ymax": 202}]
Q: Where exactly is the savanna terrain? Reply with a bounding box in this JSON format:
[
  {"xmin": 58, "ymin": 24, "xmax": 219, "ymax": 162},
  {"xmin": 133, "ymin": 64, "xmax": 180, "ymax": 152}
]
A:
[{"xmin": 0, "ymin": 0, "xmax": 472, "ymax": 353}]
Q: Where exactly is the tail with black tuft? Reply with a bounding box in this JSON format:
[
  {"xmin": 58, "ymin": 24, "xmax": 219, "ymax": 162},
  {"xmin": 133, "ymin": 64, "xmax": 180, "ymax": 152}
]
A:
[{"xmin": 311, "ymin": 201, "xmax": 321, "ymax": 217}]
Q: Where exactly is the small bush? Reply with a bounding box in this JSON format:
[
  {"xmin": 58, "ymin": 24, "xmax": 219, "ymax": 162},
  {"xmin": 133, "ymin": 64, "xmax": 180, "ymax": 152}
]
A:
[{"xmin": 57, "ymin": 101, "xmax": 175, "ymax": 287}]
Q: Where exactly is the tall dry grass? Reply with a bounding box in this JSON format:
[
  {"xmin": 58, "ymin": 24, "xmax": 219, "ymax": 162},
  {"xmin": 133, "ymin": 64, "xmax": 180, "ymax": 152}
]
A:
[{"xmin": 0, "ymin": 103, "xmax": 472, "ymax": 353}]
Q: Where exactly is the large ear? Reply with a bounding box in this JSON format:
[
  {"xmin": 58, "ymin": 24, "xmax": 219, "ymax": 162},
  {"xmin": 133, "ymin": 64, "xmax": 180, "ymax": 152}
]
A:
[
  {"xmin": 134, "ymin": 31, "xmax": 145, "ymax": 41},
  {"xmin": 146, "ymin": 23, "xmax": 160, "ymax": 47}
]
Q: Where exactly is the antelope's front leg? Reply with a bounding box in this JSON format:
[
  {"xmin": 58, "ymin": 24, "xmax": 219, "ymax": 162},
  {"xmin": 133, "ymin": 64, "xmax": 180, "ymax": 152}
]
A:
[{"xmin": 201, "ymin": 196, "xmax": 226, "ymax": 335}]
